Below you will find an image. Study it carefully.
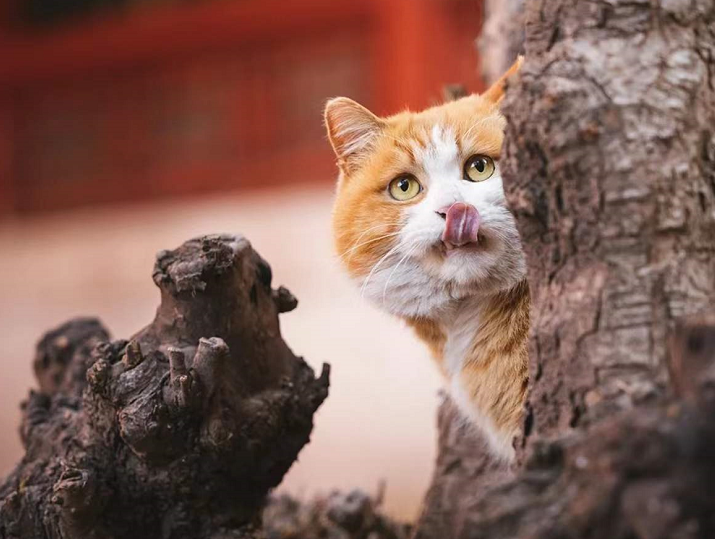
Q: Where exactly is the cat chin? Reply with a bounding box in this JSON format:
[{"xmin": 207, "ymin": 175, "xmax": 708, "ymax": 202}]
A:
[
  {"xmin": 356, "ymin": 268, "xmax": 450, "ymax": 318},
  {"xmin": 357, "ymin": 258, "xmax": 525, "ymax": 319},
  {"xmin": 421, "ymin": 243, "xmax": 521, "ymax": 290},
  {"xmin": 351, "ymin": 230, "xmax": 526, "ymax": 318}
]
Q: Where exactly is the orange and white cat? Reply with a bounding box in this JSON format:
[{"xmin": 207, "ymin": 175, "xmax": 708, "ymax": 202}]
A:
[{"xmin": 324, "ymin": 60, "xmax": 529, "ymax": 461}]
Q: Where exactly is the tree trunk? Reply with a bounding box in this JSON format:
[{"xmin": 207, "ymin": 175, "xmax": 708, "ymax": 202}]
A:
[
  {"xmin": 503, "ymin": 0, "xmax": 715, "ymax": 451},
  {"xmin": 412, "ymin": 398, "xmax": 509, "ymax": 539},
  {"xmin": 0, "ymin": 235, "xmax": 329, "ymax": 539},
  {"xmin": 414, "ymin": 0, "xmax": 715, "ymax": 537}
]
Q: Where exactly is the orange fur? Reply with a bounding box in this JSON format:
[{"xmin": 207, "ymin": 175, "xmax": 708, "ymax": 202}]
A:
[
  {"xmin": 326, "ymin": 59, "xmax": 528, "ymax": 460},
  {"xmin": 456, "ymin": 281, "xmax": 529, "ymax": 445}
]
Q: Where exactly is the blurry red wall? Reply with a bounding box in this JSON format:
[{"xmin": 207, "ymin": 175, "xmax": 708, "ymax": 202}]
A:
[{"xmin": 0, "ymin": 0, "xmax": 484, "ymax": 214}]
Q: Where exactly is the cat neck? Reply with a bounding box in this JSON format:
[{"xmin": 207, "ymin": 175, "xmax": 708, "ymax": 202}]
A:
[
  {"xmin": 441, "ymin": 278, "xmax": 528, "ymax": 322},
  {"xmin": 440, "ymin": 280, "xmax": 529, "ymax": 372},
  {"xmin": 405, "ymin": 279, "xmax": 530, "ymax": 376}
]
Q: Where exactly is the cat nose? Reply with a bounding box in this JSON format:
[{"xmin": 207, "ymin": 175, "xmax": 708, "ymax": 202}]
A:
[{"xmin": 436, "ymin": 204, "xmax": 460, "ymax": 220}]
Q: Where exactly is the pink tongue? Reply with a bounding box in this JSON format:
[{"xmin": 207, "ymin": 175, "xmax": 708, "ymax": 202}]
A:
[{"xmin": 442, "ymin": 202, "xmax": 480, "ymax": 247}]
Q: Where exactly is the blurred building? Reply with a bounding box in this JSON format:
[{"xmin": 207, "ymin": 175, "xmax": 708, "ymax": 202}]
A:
[{"xmin": 0, "ymin": 0, "xmax": 484, "ymax": 214}]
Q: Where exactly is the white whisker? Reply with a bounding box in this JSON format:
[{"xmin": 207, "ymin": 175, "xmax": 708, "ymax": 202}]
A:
[
  {"xmin": 337, "ymin": 227, "xmax": 403, "ymax": 263},
  {"xmin": 337, "ymin": 222, "xmax": 401, "ymax": 255},
  {"xmin": 381, "ymin": 243, "xmax": 419, "ymax": 304},
  {"xmin": 359, "ymin": 242, "xmax": 404, "ymax": 300}
]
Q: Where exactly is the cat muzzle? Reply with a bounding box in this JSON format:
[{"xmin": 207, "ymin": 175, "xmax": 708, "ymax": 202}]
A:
[{"xmin": 440, "ymin": 202, "xmax": 481, "ymax": 249}]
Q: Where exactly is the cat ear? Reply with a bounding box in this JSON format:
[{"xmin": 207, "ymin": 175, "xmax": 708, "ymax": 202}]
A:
[
  {"xmin": 482, "ymin": 55, "xmax": 524, "ymax": 105},
  {"xmin": 324, "ymin": 98, "xmax": 385, "ymax": 172}
]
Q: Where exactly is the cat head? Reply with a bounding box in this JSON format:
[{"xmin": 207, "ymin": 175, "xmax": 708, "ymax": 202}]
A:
[{"xmin": 325, "ymin": 60, "xmax": 526, "ymax": 318}]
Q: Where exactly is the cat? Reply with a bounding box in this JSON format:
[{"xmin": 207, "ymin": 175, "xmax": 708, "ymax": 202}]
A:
[{"xmin": 324, "ymin": 59, "xmax": 528, "ymax": 461}]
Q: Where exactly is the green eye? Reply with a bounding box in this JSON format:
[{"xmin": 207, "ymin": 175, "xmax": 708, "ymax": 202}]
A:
[
  {"xmin": 388, "ymin": 175, "xmax": 422, "ymax": 201},
  {"xmin": 464, "ymin": 155, "xmax": 496, "ymax": 182}
]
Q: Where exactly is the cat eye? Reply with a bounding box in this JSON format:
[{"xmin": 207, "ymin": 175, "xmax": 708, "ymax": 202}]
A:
[
  {"xmin": 388, "ymin": 175, "xmax": 422, "ymax": 201},
  {"xmin": 464, "ymin": 155, "xmax": 495, "ymax": 182}
]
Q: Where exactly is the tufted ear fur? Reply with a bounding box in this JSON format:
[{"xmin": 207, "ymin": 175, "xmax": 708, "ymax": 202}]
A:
[
  {"xmin": 482, "ymin": 55, "xmax": 524, "ymax": 105},
  {"xmin": 324, "ymin": 97, "xmax": 385, "ymax": 173}
]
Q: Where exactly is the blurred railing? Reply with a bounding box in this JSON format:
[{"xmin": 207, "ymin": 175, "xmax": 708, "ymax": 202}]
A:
[{"xmin": 0, "ymin": 0, "xmax": 484, "ymax": 213}]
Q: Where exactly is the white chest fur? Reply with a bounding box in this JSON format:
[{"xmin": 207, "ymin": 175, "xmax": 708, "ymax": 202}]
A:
[
  {"xmin": 442, "ymin": 297, "xmax": 482, "ymax": 377},
  {"xmin": 440, "ymin": 296, "xmax": 516, "ymax": 461}
]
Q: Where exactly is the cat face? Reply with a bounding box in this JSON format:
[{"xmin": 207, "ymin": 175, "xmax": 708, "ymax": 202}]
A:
[{"xmin": 326, "ymin": 70, "xmax": 525, "ymax": 318}]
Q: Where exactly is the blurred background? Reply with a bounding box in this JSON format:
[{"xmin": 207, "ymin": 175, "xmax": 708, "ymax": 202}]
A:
[{"xmin": 0, "ymin": 0, "xmax": 486, "ymax": 521}]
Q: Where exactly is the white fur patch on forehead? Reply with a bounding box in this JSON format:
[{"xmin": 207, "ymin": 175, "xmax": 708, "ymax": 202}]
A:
[{"xmin": 412, "ymin": 125, "xmax": 460, "ymax": 180}]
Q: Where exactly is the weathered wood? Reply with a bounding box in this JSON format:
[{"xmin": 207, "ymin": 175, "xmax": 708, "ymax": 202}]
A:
[
  {"xmin": 503, "ymin": 0, "xmax": 715, "ymax": 449},
  {"xmin": 0, "ymin": 235, "xmax": 329, "ymax": 539}
]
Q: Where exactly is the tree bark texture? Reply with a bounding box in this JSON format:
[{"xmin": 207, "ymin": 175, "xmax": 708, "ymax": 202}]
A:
[
  {"xmin": 0, "ymin": 235, "xmax": 329, "ymax": 539},
  {"xmin": 503, "ymin": 0, "xmax": 715, "ymax": 448},
  {"xmin": 415, "ymin": 0, "xmax": 715, "ymax": 537},
  {"xmin": 412, "ymin": 398, "xmax": 509, "ymax": 539}
]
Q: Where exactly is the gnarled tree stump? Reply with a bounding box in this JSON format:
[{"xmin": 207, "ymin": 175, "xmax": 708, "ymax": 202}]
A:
[{"xmin": 0, "ymin": 235, "xmax": 329, "ymax": 539}]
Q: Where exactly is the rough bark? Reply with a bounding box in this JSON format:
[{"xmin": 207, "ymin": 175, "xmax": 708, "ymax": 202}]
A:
[
  {"xmin": 412, "ymin": 398, "xmax": 509, "ymax": 539},
  {"xmin": 503, "ymin": 0, "xmax": 715, "ymax": 452},
  {"xmin": 415, "ymin": 0, "xmax": 715, "ymax": 537},
  {"xmin": 263, "ymin": 491, "xmax": 411, "ymax": 539},
  {"xmin": 0, "ymin": 234, "xmax": 329, "ymax": 539}
]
